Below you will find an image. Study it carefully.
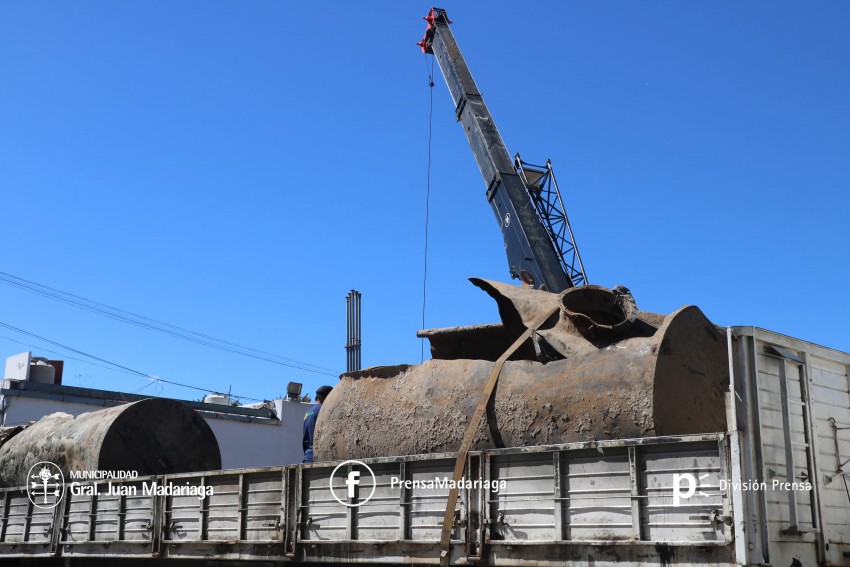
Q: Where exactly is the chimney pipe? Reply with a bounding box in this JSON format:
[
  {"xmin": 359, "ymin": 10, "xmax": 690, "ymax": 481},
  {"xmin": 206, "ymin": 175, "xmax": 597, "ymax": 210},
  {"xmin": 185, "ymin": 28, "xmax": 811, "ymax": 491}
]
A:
[{"xmin": 345, "ymin": 290, "xmax": 362, "ymax": 372}]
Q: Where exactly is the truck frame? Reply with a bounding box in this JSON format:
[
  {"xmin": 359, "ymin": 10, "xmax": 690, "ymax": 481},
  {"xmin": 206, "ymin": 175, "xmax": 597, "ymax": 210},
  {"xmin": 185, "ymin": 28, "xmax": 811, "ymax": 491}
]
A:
[{"xmin": 1, "ymin": 327, "xmax": 848, "ymax": 566}]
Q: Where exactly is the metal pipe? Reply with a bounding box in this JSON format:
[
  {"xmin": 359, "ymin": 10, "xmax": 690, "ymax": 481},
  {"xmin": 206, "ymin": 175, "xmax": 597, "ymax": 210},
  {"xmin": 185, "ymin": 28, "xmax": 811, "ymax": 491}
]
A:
[
  {"xmin": 357, "ymin": 291, "xmax": 363, "ymax": 370},
  {"xmin": 345, "ymin": 290, "xmax": 362, "ymax": 373},
  {"xmin": 346, "ymin": 293, "xmax": 351, "ymax": 372},
  {"xmin": 355, "ymin": 291, "xmax": 361, "ymax": 371},
  {"xmin": 345, "ymin": 291, "xmax": 354, "ymax": 372}
]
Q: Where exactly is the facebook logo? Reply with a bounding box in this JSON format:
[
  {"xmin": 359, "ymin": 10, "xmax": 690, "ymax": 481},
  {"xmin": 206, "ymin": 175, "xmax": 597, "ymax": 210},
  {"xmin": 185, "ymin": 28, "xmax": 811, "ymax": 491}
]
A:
[
  {"xmin": 346, "ymin": 470, "xmax": 360, "ymax": 498},
  {"xmin": 329, "ymin": 460, "xmax": 375, "ymax": 508}
]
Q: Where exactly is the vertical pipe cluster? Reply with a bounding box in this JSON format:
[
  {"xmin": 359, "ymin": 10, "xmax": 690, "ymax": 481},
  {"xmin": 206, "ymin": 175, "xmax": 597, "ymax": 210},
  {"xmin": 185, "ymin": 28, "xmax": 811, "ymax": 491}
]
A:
[{"xmin": 345, "ymin": 290, "xmax": 362, "ymax": 372}]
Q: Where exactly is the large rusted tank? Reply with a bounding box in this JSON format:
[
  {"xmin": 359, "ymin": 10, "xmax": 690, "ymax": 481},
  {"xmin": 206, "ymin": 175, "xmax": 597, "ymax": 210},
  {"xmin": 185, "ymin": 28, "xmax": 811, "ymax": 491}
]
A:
[
  {"xmin": 0, "ymin": 398, "xmax": 221, "ymax": 487},
  {"xmin": 315, "ymin": 279, "xmax": 729, "ymax": 461}
]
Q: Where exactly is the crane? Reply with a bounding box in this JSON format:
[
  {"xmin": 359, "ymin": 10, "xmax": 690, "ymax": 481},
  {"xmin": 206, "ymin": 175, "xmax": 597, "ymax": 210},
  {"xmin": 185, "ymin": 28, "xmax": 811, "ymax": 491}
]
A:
[{"xmin": 418, "ymin": 8, "xmax": 587, "ymax": 292}]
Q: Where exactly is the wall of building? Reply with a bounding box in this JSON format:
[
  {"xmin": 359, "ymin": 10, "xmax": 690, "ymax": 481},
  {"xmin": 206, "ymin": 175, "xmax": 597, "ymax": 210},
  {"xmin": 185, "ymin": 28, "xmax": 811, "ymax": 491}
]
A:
[
  {"xmin": 0, "ymin": 394, "xmax": 106, "ymax": 427},
  {"xmin": 210, "ymin": 400, "xmax": 313, "ymax": 469}
]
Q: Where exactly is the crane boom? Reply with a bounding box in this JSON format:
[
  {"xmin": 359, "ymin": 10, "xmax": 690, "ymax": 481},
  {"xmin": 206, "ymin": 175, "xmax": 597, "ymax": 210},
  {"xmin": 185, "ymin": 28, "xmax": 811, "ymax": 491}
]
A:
[{"xmin": 419, "ymin": 8, "xmax": 586, "ymax": 291}]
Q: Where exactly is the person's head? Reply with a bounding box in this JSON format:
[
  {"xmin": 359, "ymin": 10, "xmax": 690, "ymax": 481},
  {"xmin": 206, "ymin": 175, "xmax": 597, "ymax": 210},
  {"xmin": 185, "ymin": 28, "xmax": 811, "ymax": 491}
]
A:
[{"xmin": 315, "ymin": 385, "xmax": 333, "ymax": 403}]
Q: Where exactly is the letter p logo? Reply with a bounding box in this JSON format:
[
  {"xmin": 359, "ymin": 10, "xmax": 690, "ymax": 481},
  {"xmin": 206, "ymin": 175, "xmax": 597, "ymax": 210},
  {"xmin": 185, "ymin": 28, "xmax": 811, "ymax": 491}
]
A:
[{"xmin": 673, "ymin": 473, "xmax": 696, "ymax": 507}]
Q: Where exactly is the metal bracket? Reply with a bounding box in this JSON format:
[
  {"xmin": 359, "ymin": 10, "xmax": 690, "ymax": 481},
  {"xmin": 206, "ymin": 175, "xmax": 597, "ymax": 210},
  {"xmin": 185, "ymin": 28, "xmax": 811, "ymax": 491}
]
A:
[
  {"xmin": 485, "ymin": 175, "xmax": 500, "ymax": 202},
  {"xmin": 455, "ymin": 96, "xmax": 467, "ymax": 122},
  {"xmin": 711, "ymin": 509, "xmax": 733, "ymax": 526}
]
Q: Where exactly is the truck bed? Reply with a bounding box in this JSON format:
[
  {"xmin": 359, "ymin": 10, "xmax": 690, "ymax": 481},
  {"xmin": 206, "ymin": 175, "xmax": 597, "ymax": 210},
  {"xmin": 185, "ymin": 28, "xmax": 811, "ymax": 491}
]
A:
[{"xmin": 0, "ymin": 434, "xmax": 730, "ymax": 566}]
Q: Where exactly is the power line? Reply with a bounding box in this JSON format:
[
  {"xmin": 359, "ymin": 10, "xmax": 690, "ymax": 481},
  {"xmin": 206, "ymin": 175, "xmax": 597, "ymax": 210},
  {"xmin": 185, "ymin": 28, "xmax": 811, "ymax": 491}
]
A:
[
  {"xmin": 0, "ymin": 271, "xmax": 339, "ymax": 377},
  {"xmin": 0, "ymin": 320, "xmax": 265, "ymax": 403}
]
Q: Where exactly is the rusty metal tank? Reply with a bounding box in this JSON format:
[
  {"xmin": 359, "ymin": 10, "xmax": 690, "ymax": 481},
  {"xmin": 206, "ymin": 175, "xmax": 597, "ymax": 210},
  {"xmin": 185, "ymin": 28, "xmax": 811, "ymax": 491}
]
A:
[
  {"xmin": 315, "ymin": 279, "xmax": 729, "ymax": 461},
  {"xmin": 0, "ymin": 398, "xmax": 221, "ymax": 487}
]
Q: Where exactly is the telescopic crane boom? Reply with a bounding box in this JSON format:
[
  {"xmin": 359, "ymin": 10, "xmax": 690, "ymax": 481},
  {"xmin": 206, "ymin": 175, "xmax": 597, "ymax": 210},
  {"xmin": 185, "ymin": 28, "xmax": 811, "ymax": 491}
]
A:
[{"xmin": 419, "ymin": 8, "xmax": 587, "ymax": 292}]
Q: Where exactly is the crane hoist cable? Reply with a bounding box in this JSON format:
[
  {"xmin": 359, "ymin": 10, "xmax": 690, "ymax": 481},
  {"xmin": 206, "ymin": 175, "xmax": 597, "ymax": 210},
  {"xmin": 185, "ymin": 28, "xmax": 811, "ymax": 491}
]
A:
[{"xmin": 420, "ymin": 54, "xmax": 435, "ymax": 363}]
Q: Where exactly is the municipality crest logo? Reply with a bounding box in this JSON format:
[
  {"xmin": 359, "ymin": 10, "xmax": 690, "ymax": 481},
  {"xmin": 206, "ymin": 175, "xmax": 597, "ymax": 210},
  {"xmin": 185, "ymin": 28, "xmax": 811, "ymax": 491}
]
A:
[{"xmin": 27, "ymin": 462, "xmax": 65, "ymax": 509}]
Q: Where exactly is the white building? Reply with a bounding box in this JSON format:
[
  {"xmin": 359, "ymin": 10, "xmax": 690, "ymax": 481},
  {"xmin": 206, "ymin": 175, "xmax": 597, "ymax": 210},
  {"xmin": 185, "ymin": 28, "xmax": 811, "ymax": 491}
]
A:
[{"xmin": 1, "ymin": 351, "xmax": 313, "ymax": 469}]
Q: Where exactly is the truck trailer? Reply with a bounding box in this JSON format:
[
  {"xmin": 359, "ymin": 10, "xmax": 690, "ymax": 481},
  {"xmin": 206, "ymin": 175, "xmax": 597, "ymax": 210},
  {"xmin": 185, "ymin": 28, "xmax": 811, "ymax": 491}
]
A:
[{"xmin": 1, "ymin": 326, "xmax": 848, "ymax": 566}]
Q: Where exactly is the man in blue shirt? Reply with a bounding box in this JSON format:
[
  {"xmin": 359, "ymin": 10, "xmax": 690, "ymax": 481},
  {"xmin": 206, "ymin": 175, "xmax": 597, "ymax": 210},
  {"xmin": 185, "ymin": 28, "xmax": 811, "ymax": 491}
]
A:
[{"xmin": 303, "ymin": 385, "xmax": 333, "ymax": 463}]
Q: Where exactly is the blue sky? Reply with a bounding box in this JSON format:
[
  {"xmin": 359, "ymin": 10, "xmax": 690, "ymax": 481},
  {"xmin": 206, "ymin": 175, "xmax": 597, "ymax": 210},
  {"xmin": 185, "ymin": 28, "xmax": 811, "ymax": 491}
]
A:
[{"xmin": 2, "ymin": 2, "xmax": 848, "ymax": 403}]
